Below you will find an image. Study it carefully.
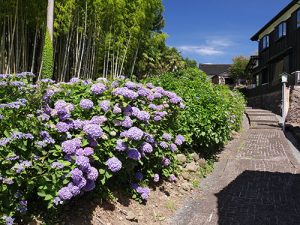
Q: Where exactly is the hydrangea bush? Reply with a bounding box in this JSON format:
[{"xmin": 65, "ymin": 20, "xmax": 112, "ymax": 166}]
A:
[{"xmin": 0, "ymin": 74, "xmax": 185, "ymax": 224}]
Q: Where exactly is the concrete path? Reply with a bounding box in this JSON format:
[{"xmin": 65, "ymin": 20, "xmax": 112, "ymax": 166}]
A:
[{"xmin": 170, "ymin": 110, "xmax": 300, "ymax": 225}]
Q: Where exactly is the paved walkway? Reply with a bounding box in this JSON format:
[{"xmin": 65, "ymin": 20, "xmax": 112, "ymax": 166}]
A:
[{"xmin": 170, "ymin": 110, "xmax": 300, "ymax": 225}]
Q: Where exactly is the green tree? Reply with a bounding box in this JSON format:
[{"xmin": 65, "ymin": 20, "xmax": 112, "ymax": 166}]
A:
[
  {"xmin": 229, "ymin": 56, "xmax": 249, "ymax": 82},
  {"xmin": 184, "ymin": 58, "xmax": 198, "ymax": 68}
]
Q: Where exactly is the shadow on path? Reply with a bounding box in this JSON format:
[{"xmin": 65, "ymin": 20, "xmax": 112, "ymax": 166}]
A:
[{"xmin": 216, "ymin": 171, "xmax": 300, "ymax": 225}]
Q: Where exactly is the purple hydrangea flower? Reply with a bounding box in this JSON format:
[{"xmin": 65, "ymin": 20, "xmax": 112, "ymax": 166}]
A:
[
  {"xmin": 154, "ymin": 92, "xmax": 162, "ymax": 99},
  {"xmin": 37, "ymin": 113, "xmax": 50, "ymax": 122},
  {"xmin": 2, "ymin": 178, "xmax": 14, "ymax": 185},
  {"xmin": 106, "ymin": 157, "xmax": 122, "ymax": 172},
  {"xmin": 138, "ymin": 87, "xmax": 152, "ymax": 97},
  {"xmin": 136, "ymin": 187, "xmax": 150, "ymax": 200},
  {"xmin": 83, "ymin": 147, "xmax": 94, "ymax": 156},
  {"xmin": 155, "ymin": 111, "xmax": 167, "ymax": 117},
  {"xmin": 147, "ymin": 94, "xmax": 155, "ymax": 101},
  {"xmin": 88, "ymin": 138, "xmax": 98, "ymax": 147},
  {"xmin": 170, "ymin": 96, "xmax": 182, "ymax": 104},
  {"xmin": 127, "ymin": 148, "xmax": 141, "ymax": 160},
  {"xmin": 137, "ymin": 111, "xmax": 150, "ymax": 122},
  {"xmin": 148, "ymin": 104, "xmax": 157, "ymax": 110},
  {"xmin": 122, "ymin": 116, "xmax": 133, "ymax": 128},
  {"xmin": 162, "ymin": 158, "xmax": 170, "ymax": 166},
  {"xmin": 111, "ymin": 80, "xmax": 119, "ymax": 88},
  {"xmin": 169, "ymin": 174, "xmax": 177, "ymax": 182},
  {"xmin": 62, "ymin": 138, "xmax": 82, "ymax": 155},
  {"xmin": 145, "ymin": 134, "xmax": 155, "ymax": 144},
  {"xmin": 162, "ymin": 133, "xmax": 172, "ymax": 141},
  {"xmin": 72, "ymin": 119, "xmax": 83, "ymax": 129},
  {"xmin": 2, "ymin": 216, "xmax": 14, "ymax": 225},
  {"xmin": 100, "ymin": 100, "xmax": 110, "ymax": 112},
  {"xmin": 80, "ymin": 99, "xmax": 94, "ymax": 110},
  {"xmin": 56, "ymin": 122, "xmax": 70, "ymax": 133},
  {"xmin": 69, "ymin": 77, "xmax": 81, "ymax": 84},
  {"xmin": 67, "ymin": 183, "xmax": 80, "ymax": 196},
  {"xmin": 76, "ymin": 155, "xmax": 90, "ymax": 169},
  {"xmin": 175, "ymin": 135, "xmax": 185, "ymax": 146},
  {"xmin": 123, "ymin": 105, "xmax": 133, "ymax": 116},
  {"xmin": 112, "ymin": 87, "xmax": 138, "ymax": 100},
  {"xmin": 54, "ymin": 100, "xmax": 74, "ymax": 115},
  {"xmin": 170, "ymin": 143, "xmax": 178, "ymax": 152},
  {"xmin": 131, "ymin": 107, "xmax": 140, "ymax": 117},
  {"xmin": 146, "ymin": 83, "xmax": 155, "ymax": 89},
  {"xmin": 58, "ymin": 187, "xmax": 73, "ymax": 200},
  {"xmin": 154, "ymin": 174, "xmax": 160, "ymax": 182},
  {"xmin": 90, "ymin": 116, "xmax": 107, "ymax": 125},
  {"xmin": 154, "ymin": 116, "xmax": 162, "ymax": 122},
  {"xmin": 87, "ymin": 167, "xmax": 99, "ymax": 181},
  {"xmin": 53, "ymin": 197, "xmax": 63, "ymax": 205},
  {"xmin": 124, "ymin": 127, "xmax": 144, "ymax": 141},
  {"xmin": 74, "ymin": 177, "xmax": 87, "ymax": 189},
  {"xmin": 159, "ymin": 141, "xmax": 168, "ymax": 149},
  {"xmin": 141, "ymin": 142, "xmax": 153, "ymax": 153},
  {"xmin": 125, "ymin": 81, "xmax": 137, "ymax": 89},
  {"xmin": 116, "ymin": 140, "xmax": 127, "ymax": 151},
  {"xmin": 76, "ymin": 148, "xmax": 85, "ymax": 156},
  {"xmin": 91, "ymin": 83, "xmax": 106, "ymax": 95},
  {"xmin": 83, "ymin": 124, "xmax": 103, "ymax": 139},
  {"xmin": 113, "ymin": 104, "xmax": 122, "ymax": 114},
  {"xmin": 71, "ymin": 168, "xmax": 83, "ymax": 182},
  {"xmin": 135, "ymin": 171, "xmax": 143, "ymax": 181}
]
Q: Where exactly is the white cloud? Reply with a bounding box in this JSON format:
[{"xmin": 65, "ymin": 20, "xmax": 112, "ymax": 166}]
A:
[
  {"xmin": 206, "ymin": 38, "xmax": 233, "ymax": 47},
  {"xmin": 178, "ymin": 45, "xmax": 224, "ymax": 56},
  {"xmin": 177, "ymin": 36, "xmax": 234, "ymax": 56}
]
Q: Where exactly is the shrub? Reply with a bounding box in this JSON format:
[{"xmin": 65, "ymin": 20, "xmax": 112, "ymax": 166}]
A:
[
  {"xmin": 146, "ymin": 68, "xmax": 245, "ymax": 156},
  {"xmin": 0, "ymin": 74, "xmax": 185, "ymax": 224}
]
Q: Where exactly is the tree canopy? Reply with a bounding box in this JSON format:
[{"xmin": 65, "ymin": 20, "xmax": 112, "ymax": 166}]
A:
[
  {"xmin": 229, "ymin": 56, "xmax": 249, "ymax": 82},
  {"xmin": 0, "ymin": 0, "xmax": 189, "ymax": 81}
]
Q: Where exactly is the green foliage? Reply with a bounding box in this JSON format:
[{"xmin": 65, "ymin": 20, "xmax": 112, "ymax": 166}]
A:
[
  {"xmin": 147, "ymin": 68, "xmax": 246, "ymax": 157},
  {"xmin": 184, "ymin": 58, "xmax": 198, "ymax": 69},
  {"xmin": 41, "ymin": 30, "xmax": 54, "ymax": 79},
  {"xmin": 229, "ymin": 56, "xmax": 250, "ymax": 81}
]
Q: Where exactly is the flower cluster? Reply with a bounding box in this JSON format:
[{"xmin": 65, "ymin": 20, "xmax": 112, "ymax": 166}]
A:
[{"xmin": 1, "ymin": 74, "xmax": 187, "ymax": 222}]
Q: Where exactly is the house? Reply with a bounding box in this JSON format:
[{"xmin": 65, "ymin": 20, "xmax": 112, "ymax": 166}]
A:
[
  {"xmin": 199, "ymin": 64, "xmax": 234, "ymax": 85},
  {"xmin": 247, "ymin": 0, "xmax": 300, "ymax": 87},
  {"xmin": 244, "ymin": 0, "xmax": 300, "ymax": 120}
]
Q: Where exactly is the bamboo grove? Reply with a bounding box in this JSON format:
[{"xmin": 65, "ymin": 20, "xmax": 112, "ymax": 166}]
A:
[{"xmin": 0, "ymin": 0, "xmax": 187, "ymax": 81}]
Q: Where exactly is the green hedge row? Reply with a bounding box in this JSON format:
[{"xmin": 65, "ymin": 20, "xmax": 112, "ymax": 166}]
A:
[{"xmin": 146, "ymin": 68, "xmax": 246, "ymax": 156}]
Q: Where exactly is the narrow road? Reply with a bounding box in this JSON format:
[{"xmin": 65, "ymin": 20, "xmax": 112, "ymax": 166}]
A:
[{"xmin": 170, "ymin": 109, "xmax": 300, "ymax": 225}]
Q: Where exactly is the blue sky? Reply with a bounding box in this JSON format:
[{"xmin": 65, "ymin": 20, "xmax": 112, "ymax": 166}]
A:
[{"xmin": 162, "ymin": 0, "xmax": 292, "ymax": 64}]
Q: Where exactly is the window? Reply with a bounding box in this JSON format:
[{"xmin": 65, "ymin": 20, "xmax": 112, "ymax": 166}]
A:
[
  {"xmin": 297, "ymin": 10, "xmax": 300, "ymax": 28},
  {"xmin": 277, "ymin": 22, "xmax": 286, "ymax": 38},
  {"xmin": 261, "ymin": 35, "xmax": 269, "ymax": 50}
]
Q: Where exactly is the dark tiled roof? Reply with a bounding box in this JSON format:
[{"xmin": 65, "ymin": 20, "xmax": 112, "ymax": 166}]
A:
[
  {"xmin": 199, "ymin": 64, "xmax": 231, "ymax": 76},
  {"xmin": 251, "ymin": 0, "xmax": 300, "ymax": 41}
]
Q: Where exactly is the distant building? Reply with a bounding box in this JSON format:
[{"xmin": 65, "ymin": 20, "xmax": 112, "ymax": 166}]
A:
[
  {"xmin": 247, "ymin": 0, "xmax": 300, "ymax": 87},
  {"xmin": 199, "ymin": 64, "xmax": 234, "ymax": 85}
]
